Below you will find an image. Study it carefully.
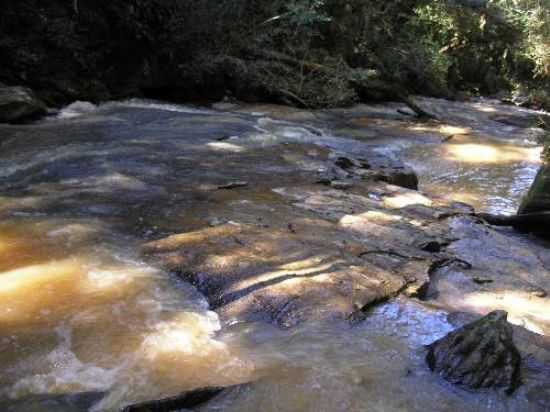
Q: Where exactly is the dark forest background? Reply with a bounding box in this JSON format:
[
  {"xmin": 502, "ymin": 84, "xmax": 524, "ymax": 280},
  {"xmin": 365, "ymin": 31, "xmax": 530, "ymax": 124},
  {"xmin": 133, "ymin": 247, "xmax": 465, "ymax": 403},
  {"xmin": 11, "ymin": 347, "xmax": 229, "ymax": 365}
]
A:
[{"xmin": 1, "ymin": 0, "xmax": 548, "ymax": 109}]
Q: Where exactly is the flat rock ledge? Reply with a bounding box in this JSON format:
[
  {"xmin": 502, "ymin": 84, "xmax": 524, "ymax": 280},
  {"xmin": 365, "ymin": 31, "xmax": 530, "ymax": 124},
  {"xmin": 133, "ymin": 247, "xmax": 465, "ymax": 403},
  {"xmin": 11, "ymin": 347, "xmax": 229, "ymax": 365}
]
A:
[{"xmin": 426, "ymin": 310, "xmax": 522, "ymax": 395}]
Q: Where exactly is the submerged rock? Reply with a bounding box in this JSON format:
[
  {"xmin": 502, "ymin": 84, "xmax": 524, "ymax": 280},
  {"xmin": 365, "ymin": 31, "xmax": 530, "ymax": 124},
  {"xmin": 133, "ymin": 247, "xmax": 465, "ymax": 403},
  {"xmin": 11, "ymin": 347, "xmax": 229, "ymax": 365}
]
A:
[
  {"xmin": 329, "ymin": 155, "xmax": 419, "ymax": 190},
  {"xmin": 0, "ymin": 86, "xmax": 46, "ymax": 123},
  {"xmin": 121, "ymin": 386, "xmax": 234, "ymax": 412},
  {"xmin": 426, "ymin": 310, "xmax": 522, "ymax": 395}
]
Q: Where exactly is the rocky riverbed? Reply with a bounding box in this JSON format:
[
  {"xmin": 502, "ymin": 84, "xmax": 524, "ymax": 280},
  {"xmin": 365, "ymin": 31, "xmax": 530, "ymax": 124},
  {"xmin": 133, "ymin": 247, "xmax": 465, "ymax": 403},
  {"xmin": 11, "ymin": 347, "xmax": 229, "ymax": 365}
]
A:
[{"xmin": 0, "ymin": 97, "xmax": 549, "ymax": 411}]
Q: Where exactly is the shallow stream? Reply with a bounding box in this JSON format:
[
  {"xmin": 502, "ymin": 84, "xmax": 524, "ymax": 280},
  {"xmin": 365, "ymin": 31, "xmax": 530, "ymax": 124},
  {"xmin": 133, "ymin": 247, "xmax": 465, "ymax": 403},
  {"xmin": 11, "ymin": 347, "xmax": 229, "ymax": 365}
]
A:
[{"xmin": 0, "ymin": 98, "xmax": 548, "ymax": 411}]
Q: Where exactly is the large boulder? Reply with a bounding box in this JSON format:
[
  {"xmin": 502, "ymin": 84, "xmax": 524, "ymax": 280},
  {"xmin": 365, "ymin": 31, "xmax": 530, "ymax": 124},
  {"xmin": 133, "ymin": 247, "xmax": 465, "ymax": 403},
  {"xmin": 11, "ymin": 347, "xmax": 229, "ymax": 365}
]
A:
[
  {"xmin": 0, "ymin": 86, "xmax": 47, "ymax": 123},
  {"xmin": 426, "ymin": 310, "xmax": 522, "ymax": 395},
  {"xmin": 516, "ymin": 164, "xmax": 550, "ymax": 236},
  {"xmin": 519, "ymin": 164, "xmax": 550, "ymax": 215}
]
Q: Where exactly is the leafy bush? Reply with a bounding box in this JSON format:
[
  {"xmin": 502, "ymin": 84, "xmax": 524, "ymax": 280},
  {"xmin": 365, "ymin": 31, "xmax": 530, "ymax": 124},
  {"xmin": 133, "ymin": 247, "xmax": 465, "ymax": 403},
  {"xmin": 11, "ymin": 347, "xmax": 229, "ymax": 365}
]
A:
[{"xmin": 162, "ymin": 0, "xmax": 549, "ymax": 107}]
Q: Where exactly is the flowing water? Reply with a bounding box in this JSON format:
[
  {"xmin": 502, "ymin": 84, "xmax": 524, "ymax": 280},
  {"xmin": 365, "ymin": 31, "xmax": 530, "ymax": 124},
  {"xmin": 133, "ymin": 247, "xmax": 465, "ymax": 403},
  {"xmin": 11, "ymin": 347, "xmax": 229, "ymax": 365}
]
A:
[
  {"xmin": 0, "ymin": 98, "xmax": 548, "ymax": 411},
  {"xmin": 402, "ymin": 132, "xmax": 542, "ymax": 214},
  {"xmin": 324, "ymin": 97, "xmax": 545, "ymax": 215}
]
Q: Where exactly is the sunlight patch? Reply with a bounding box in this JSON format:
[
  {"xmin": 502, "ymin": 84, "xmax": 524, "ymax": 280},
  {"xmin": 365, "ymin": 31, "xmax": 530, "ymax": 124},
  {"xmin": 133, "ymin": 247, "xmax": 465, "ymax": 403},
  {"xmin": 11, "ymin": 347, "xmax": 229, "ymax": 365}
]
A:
[
  {"xmin": 464, "ymin": 291, "xmax": 550, "ymax": 336},
  {"xmin": 340, "ymin": 211, "xmax": 402, "ymax": 226},
  {"xmin": 383, "ymin": 192, "xmax": 432, "ymax": 209},
  {"xmin": 0, "ymin": 259, "xmax": 81, "ymax": 295},
  {"xmin": 408, "ymin": 124, "xmax": 471, "ymax": 136},
  {"xmin": 445, "ymin": 143, "xmax": 541, "ymax": 164},
  {"xmin": 207, "ymin": 142, "xmax": 246, "ymax": 153}
]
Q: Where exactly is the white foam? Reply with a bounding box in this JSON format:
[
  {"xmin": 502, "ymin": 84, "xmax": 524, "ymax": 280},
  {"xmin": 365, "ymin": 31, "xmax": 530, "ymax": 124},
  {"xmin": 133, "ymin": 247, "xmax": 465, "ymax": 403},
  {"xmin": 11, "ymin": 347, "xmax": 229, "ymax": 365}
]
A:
[
  {"xmin": 56, "ymin": 101, "xmax": 98, "ymax": 119},
  {"xmin": 107, "ymin": 98, "xmax": 214, "ymax": 115},
  {"xmin": 9, "ymin": 325, "xmax": 119, "ymax": 398},
  {"xmin": 141, "ymin": 311, "xmax": 224, "ymax": 356}
]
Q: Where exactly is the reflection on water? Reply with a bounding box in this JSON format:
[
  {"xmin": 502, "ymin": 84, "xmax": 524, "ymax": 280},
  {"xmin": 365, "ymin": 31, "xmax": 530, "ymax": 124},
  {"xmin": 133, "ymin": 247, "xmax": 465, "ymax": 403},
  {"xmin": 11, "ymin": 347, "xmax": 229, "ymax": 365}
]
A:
[
  {"xmin": 464, "ymin": 291, "xmax": 550, "ymax": 336},
  {"xmin": 445, "ymin": 142, "xmax": 540, "ymax": 164},
  {"xmin": 403, "ymin": 135, "xmax": 542, "ymax": 214}
]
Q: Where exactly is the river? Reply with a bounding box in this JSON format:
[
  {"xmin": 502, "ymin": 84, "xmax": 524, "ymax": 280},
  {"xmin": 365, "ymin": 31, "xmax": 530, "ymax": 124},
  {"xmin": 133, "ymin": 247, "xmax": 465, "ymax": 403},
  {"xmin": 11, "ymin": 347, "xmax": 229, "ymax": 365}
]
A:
[{"xmin": 0, "ymin": 97, "xmax": 548, "ymax": 411}]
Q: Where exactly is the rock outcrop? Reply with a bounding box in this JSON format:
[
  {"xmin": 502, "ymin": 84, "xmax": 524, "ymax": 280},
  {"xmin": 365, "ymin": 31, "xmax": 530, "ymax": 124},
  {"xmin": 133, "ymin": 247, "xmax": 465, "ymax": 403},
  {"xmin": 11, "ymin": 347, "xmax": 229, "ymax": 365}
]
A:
[
  {"xmin": 426, "ymin": 310, "xmax": 522, "ymax": 395},
  {"xmin": 329, "ymin": 155, "xmax": 419, "ymax": 190},
  {"xmin": 0, "ymin": 86, "xmax": 46, "ymax": 123},
  {"xmin": 517, "ymin": 164, "xmax": 550, "ymax": 236}
]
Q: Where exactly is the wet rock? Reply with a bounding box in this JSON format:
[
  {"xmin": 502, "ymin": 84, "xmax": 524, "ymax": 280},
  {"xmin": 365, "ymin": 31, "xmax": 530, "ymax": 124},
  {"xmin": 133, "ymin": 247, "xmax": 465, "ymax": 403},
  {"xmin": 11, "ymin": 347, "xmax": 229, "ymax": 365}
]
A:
[
  {"xmin": 330, "ymin": 180, "xmax": 354, "ymax": 190},
  {"xmin": 0, "ymin": 86, "xmax": 46, "ymax": 123},
  {"xmin": 472, "ymin": 276, "xmax": 493, "ymax": 285},
  {"xmin": 218, "ymin": 181, "xmax": 249, "ymax": 190},
  {"xmin": 334, "ymin": 156, "xmax": 364, "ymax": 170},
  {"xmin": 208, "ymin": 217, "xmax": 226, "ymax": 227},
  {"xmin": 517, "ymin": 164, "xmax": 550, "ymax": 236},
  {"xmin": 526, "ymin": 286, "xmax": 547, "ymax": 298},
  {"xmin": 331, "ymin": 154, "xmax": 419, "ymax": 190},
  {"xmin": 369, "ymin": 168, "xmax": 419, "ymax": 190},
  {"xmin": 144, "ymin": 219, "xmax": 410, "ymax": 328},
  {"xmin": 518, "ymin": 165, "xmax": 550, "ymax": 214},
  {"xmin": 490, "ymin": 114, "xmax": 541, "ymax": 129},
  {"xmin": 426, "ymin": 310, "xmax": 522, "ymax": 395},
  {"xmin": 121, "ymin": 386, "xmax": 235, "ymax": 412}
]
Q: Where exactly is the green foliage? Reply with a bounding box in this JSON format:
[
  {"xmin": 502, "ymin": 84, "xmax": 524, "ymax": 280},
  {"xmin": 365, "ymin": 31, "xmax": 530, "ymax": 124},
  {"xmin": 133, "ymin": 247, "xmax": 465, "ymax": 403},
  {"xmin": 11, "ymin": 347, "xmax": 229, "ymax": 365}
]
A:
[
  {"xmin": 162, "ymin": 0, "xmax": 549, "ymax": 107},
  {"xmin": 496, "ymin": 0, "xmax": 550, "ymax": 79},
  {"xmin": 285, "ymin": 0, "xmax": 332, "ymax": 26}
]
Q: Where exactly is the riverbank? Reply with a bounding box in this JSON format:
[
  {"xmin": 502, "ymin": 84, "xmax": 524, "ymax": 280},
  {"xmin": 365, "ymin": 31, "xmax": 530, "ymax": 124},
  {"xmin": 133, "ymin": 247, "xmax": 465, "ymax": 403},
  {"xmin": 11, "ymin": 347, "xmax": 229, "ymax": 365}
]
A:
[{"xmin": 0, "ymin": 97, "xmax": 549, "ymax": 411}]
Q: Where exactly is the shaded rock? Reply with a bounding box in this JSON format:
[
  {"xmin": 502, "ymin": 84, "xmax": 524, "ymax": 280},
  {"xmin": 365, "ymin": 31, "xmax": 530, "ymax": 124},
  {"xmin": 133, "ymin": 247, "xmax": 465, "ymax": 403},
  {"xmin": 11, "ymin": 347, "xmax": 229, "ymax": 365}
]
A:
[
  {"xmin": 0, "ymin": 86, "xmax": 46, "ymax": 123},
  {"xmin": 426, "ymin": 310, "xmax": 522, "ymax": 395},
  {"xmin": 490, "ymin": 112, "xmax": 548, "ymax": 129},
  {"xmin": 368, "ymin": 168, "xmax": 419, "ymax": 190},
  {"xmin": 334, "ymin": 156, "xmax": 364, "ymax": 170},
  {"xmin": 331, "ymin": 154, "xmax": 419, "ymax": 190},
  {"xmin": 144, "ymin": 217, "xmax": 411, "ymax": 328},
  {"xmin": 526, "ymin": 286, "xmax": 547, "ymax": 298},
  {"xmin": 218, "ymin": 181, "xmax": 248, "ymax": 190},
  {"xmin": 121, "ymin": 386, "xmax": 234, "ymax": 412},
  {"xmin": 518, "ymin": 164, "xmax": 550, "ymax": 214},
  {"xmin": 1, "ymin": 392, "xmax": 104, "ymax": 412},
  {"xmin": 330, "ymin": 180, "xmax": 354, "ymax": 190},
  {"xmin": 472, "ymin": 276, "xmax": 493, "ymax": 285},
  {"xmin": 517, "ymin": 164, "xmax": 550, "ymax": 237}
]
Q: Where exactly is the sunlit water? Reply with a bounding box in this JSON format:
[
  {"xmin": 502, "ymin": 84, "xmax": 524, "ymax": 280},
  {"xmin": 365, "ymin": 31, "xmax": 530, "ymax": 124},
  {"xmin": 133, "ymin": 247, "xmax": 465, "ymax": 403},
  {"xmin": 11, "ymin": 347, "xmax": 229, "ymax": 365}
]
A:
[
  {"xmin": 402, "ymin": 135, "xmax": 542, "ymax": 214},
  {"xmin": 0, "ymin": 99, "xmax": 547, "ymax": 411},
  {"xmin": 360, "ymin": 99, "xmax": 545, "ymax": 215},
  {"xmin": 0, "ymin": 220, "xmax": 254, "ymax": 411}
]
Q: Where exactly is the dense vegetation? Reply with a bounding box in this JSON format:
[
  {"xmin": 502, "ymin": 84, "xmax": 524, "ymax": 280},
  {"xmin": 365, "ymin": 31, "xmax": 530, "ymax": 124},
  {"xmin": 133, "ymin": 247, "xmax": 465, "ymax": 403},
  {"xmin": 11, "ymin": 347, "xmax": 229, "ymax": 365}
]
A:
[
  {"xmin": 172, "ymin": 0, "xmax": 549, "ymax": 108},
  {"xmin": 1, "ymin": 0, "xmax": 548, "ymax": 108}
]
